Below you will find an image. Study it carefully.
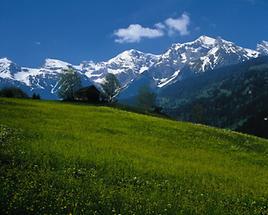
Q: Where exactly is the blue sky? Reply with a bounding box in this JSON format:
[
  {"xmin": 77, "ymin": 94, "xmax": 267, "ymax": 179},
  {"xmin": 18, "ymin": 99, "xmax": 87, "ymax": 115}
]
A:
[{"xmin": 1, "ymin": 0, "xmax": 268, "ymax": 67}]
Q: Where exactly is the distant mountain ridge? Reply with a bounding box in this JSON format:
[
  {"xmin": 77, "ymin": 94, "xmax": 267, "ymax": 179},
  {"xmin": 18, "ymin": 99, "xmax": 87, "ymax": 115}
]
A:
[{"xmin": 0, "ymin": 36, "xmax": 267, "ymax": 99}]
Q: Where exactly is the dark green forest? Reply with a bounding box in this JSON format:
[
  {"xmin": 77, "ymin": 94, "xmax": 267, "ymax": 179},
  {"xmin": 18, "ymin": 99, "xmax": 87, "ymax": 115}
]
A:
[{"xmin": 158, "ymin": 57, "xmax": 268, "ymax": 138}]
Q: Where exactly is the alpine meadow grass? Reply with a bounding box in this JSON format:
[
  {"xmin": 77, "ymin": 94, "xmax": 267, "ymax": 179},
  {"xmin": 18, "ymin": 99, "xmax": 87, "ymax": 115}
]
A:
[{"xmin": 0, "ymin": 98, "xmax": 267, "ymax": 214}]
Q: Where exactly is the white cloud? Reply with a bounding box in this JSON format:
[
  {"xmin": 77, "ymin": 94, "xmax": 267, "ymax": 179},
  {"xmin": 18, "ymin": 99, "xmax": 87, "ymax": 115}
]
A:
[
  {"xmin": 114, "ymin": 24, "xmax": 164, "ymax": 43},
  {"xmin": 155, "ymin": 22, "xmax": 166, "ymax": 30},
  {"xmin": 113, "ymin": 13, "xmax": 191, "ymax": 43},
  {"xmin": 165, "ymin": 13, "xmax": 190, "ymax": 36}
]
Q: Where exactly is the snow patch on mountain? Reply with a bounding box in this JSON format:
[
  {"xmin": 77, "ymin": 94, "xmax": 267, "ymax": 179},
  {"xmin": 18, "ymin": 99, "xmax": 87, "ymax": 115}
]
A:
[
  {"xmin": 0, "ymin": 58, "xmax": 20, "ymax": 79},
  {"xmin": 14, "ymin": 68, "xmax": 42, "ymax": 86},
  {"xmin": 257, "ymin": 41, "xmax": 268, "ymax": 55},
  {"xmin": 157, "ymin": 70, "xmax": 181, "ymax": 88},
  {"xmin": 82, "ymin": 49, "xmax": 160, "ymax": 88},
  {"xmin": 148, "ymin": 36, "xmax": 260, "ymax": 88},
  {"xmin": 198, "ymin": 35, "xmax": 217, "ymax": 46},
  {"xmin": 1, "ymin": 35, "xmax": 267, "ymax": 99}
]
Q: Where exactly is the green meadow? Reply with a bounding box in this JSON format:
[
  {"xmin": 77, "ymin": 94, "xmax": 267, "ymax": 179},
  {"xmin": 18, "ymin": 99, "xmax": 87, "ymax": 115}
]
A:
[{"xmin": 0, "ymin": 98, "xmax": 267, "ymax": 214}]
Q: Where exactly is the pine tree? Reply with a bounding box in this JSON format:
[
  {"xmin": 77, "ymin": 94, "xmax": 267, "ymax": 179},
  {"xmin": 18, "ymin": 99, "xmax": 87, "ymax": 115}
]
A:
[
  {"xmin": 32, "ymin": 93, "xmax": 37, "ymax": 99},
  {"xmin": 58, "ymin": 68, "xmax": 81, "ymax": 101},
  {"xmin": 101, "ymin": 73, "xmax": 121, "ymax": 103}
]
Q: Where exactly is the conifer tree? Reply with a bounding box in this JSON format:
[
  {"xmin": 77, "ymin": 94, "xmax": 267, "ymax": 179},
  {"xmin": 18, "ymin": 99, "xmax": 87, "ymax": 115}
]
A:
[{"xmin": 58, "ymin": 68, "xmax": 81, "ymax": 101}]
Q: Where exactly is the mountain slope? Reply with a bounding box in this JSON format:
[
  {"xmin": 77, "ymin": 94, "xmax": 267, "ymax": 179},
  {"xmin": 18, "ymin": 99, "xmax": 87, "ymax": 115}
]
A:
[
  {"xmin": 147, "ymin": 36, "xmax": 259, "ymax": 87},
  {"xmin": 118, "ymin": 36, "xmax": 262, "ymax": 99},
  {"xmin": 0, "ymin": 98, "xmax": 268, "ymax": 214},
  {"xmin": 82, "ymin": 49, "xmax": 159, "ymax": 88},
  {"xmin": 257, "ymin": 41, "xmax": 268, "ymax": 55},
  {"xmin": 158, "ymin": 56, "xmax": 268, "ymax": 138},
  {"xmin": 0, "ymin": 58, "xmax": 92, "ymax": 99}
]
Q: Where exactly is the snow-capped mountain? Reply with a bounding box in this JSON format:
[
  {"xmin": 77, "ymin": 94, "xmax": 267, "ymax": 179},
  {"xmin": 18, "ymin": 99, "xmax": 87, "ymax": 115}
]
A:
[
  {"xmin": 146, "ymin": 36, "xmax": 260, "ymax": 88},
  {"xmin": 257, "ymin": 41, "xmax": 268, "ymax": 56},
  {"xmin": 0, "ymin": 58, "xmax": 21, "ymax": 79},
  {"xmin": 0, "ymin": 58, "xmax": 91, "ymax": 99},
  {"xmin": 0, "ymin": 51, "xmax": 159, "ymax": 99},
  {"xmin": 0, "ymin": 36, "xmax": 266, "ymax": 99},
  {"xmin": 81, "ymin": 49, "xmax": 159, "ymax": 88}
]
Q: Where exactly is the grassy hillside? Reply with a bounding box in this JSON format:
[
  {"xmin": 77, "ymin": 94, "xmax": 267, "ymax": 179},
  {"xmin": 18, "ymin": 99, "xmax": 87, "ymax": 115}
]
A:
[{"xmin": 0, "ymin": 98, "xmax": 268, "ymax": 215}]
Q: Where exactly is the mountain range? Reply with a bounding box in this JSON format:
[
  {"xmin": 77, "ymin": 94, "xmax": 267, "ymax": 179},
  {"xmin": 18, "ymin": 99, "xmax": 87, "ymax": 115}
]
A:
[{"xmin": 1, "ymin": 35, "xmax": 268, "ymax": 99}]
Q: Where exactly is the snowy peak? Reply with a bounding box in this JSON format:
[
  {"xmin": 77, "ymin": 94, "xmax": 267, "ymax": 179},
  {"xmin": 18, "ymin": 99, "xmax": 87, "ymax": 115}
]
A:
[
  {"xmin": 196, "ymin": 39, "xmax": 259, "ymax": 70},
  {"xmin": 0, "ymin": 58, "xmax": 21, "ymax": 79},
  {"xmin": 107, "ymin": 49, "xmax": 159, "ymax": 69},
  {"xmin": 0, "ymin": 58, "xmax": 18, "ymax": 71},
  {"xmin": 0, "ymin": 58, "xmax": 13, "ymax": 67},
  {"xmin": 197, "ymin": 35, "xmax": 217, "ymax": 45},
  {"xmin": 112, "ymin": 49, "xmax": 143, "ymax": 58},
  {"xmin": 148, "ymin": 35, "xmax": 261, "ymax": 88},
  {"xmin": 171, "ymin": 35, "xmax": 220, "ymax": 50},
  {"xmin": 82, "ymin": 49, "xmax": 160, "ymax": 87},
  {"xmin": 43, "ymin": 59, "xmax": 73, "ymax": 70},
  {"xmin": 108, "ymin": 49, "xmax": 144, "ymax": 65},
  {"xmin": 257, "ymin": 41, "xmax": 268, "ymax": 55}
]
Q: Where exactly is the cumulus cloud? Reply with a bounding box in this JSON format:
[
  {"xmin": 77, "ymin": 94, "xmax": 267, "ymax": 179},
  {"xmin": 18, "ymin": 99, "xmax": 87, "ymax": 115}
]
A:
[
  {"xmin": 113, "ymin": 13, "xmax": 191, "ymax": 43},
  {"xmin": 114, "ymin": 24, "xmax": 164, "ymax": 43},
  {"xmin": 165, "ymin": 13, "xmax": 190, "ymax": 36},
  {"xmin": 154, "ymin": 22, "xmax": 166, "ymax": 30}
]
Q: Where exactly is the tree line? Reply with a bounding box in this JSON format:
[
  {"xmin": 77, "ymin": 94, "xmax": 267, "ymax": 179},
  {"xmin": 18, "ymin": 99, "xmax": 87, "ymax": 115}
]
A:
[
  {"xmin": 58, "ymin": 68, "xmax": 158, "ymax": 112},
  {"xmin": 57, "ymin": 68, "xmax": 121, "ymax": 103},
  {"xmin": 0, "ymin": 68, "xmax": 158, "ymax": 112}
]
